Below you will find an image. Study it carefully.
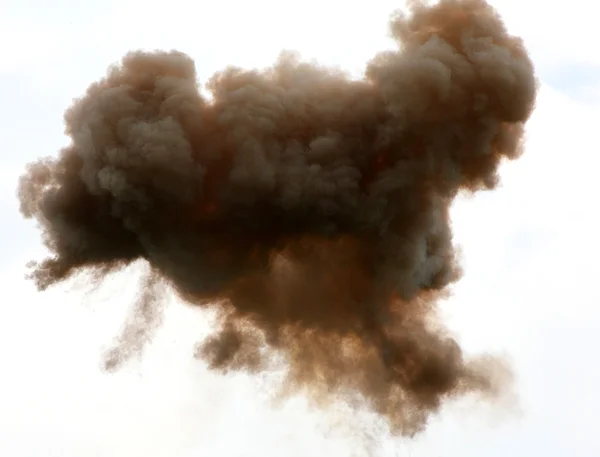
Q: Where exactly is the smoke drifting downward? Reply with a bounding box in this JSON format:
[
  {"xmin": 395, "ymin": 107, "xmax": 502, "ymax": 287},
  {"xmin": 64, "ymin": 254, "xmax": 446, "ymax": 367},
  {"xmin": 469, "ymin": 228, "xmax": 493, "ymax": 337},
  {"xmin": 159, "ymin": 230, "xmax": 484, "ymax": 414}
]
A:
[{"xmin": 18, "ymin": 0, "xmax": 536, "ymax": 436}]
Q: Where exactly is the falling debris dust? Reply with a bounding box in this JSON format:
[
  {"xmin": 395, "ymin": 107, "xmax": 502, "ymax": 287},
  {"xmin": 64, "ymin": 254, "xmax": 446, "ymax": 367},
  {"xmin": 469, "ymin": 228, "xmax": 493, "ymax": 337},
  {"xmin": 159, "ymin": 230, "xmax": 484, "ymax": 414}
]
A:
[{"xmin": 18, "ymin": 0, "xmax": 536, "ymax": 437}]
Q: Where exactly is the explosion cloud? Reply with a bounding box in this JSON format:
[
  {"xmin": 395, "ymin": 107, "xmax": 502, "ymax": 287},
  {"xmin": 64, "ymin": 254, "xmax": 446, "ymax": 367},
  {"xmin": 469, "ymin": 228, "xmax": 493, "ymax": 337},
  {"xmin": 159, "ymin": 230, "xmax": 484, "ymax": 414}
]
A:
[{"xmin": 18, "ymin": 0, "xmax": 536, "ymax": 436}]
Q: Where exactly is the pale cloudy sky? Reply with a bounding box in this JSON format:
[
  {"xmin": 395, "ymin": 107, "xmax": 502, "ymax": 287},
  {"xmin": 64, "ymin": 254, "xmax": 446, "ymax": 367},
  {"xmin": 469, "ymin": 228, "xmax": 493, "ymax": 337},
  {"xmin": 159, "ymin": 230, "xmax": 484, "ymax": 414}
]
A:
[{"xmin": 1, "ymin": 0, "xmax": 599, "ymax": 456}]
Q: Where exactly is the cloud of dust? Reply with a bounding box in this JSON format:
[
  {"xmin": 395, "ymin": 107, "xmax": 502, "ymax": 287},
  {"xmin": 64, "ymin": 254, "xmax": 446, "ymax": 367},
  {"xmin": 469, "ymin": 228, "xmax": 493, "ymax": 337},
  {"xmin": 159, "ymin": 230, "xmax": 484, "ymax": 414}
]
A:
[{"xmin": 18, "ymin": 0, "xmax": 536, "ymax": 436}]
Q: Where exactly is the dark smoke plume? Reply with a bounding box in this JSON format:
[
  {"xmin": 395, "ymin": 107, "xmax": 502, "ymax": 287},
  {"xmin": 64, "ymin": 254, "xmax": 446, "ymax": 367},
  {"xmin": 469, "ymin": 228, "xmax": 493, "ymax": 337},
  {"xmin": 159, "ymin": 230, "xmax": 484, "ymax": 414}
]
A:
[{"xmin": 18, "ymin": 0, "xmax": 536, "ymax": 436}]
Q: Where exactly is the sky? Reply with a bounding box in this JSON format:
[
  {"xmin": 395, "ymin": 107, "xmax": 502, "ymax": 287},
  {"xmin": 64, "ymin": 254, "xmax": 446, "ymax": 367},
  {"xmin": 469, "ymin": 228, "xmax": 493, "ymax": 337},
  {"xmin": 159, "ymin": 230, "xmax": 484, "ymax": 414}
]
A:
[{"xmin": 1, "ymin": 0, "xmax": 599, "ymax": 455}]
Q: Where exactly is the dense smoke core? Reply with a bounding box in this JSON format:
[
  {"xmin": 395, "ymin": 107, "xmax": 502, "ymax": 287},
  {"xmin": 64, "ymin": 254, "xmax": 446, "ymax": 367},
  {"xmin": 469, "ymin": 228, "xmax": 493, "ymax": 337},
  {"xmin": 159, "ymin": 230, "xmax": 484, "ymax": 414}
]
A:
[{"xmin": 18, "ymin": 0, "xmax": 536, "ymax": 436}]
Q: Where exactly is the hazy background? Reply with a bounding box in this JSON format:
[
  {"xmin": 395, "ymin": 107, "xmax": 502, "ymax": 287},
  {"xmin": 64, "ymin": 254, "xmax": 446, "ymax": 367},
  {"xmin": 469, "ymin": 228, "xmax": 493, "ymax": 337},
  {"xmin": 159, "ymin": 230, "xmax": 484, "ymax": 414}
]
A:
[{"xmin": 1, "ymin": 0, "xmax": 599, "ymax": 455}]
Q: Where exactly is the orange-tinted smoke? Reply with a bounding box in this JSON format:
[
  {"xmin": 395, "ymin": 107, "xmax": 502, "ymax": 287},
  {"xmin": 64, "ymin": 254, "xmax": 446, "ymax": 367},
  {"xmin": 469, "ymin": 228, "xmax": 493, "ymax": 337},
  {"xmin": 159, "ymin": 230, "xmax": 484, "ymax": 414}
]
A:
[{"xmin": 17, "ymin": 0, "xmax": 536, "ymax": 436}]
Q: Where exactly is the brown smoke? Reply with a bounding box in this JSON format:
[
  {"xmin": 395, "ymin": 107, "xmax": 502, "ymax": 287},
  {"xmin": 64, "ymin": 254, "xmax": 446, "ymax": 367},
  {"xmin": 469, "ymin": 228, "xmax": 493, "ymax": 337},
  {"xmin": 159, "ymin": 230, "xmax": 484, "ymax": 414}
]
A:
[{"xmin": 18, "ymin": 0, "xmax": 536, "ymax": 437}]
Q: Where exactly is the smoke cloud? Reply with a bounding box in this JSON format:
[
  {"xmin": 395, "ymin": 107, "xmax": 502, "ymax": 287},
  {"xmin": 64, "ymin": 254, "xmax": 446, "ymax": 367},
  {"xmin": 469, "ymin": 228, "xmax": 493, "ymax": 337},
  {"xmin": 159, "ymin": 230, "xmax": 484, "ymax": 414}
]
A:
[{"xmin": 18, "ymin": 0, "xmax": 536, "ymax": 437}]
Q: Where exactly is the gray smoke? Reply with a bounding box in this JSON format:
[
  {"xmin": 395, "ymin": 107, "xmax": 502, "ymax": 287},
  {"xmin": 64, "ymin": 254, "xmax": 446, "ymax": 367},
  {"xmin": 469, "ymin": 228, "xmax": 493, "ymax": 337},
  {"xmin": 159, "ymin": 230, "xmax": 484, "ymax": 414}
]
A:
[{"xmin": 18, "ymin": 0, "xmax": 536, "ymax": 436}]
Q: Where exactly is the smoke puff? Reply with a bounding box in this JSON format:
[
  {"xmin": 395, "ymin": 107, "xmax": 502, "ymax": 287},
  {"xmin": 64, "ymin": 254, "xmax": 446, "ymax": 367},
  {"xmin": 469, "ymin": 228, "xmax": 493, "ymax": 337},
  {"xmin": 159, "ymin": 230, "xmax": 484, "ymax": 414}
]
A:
[{"xmin": 18, "ymin": 0, "xmax": 536, "ymax": 436}]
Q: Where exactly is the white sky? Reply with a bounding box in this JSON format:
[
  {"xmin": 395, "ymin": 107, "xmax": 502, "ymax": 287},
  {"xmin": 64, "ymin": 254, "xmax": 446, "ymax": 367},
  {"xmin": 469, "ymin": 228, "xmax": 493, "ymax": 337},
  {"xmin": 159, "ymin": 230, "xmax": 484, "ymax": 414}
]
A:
[{"xmin": 1, "ymin": 0, "xmax": 599, "ymax": 455}]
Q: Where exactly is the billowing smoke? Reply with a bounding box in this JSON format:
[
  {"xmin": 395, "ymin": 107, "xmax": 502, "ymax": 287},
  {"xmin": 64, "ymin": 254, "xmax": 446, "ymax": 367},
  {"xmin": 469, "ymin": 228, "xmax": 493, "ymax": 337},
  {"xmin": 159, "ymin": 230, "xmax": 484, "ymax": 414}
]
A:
[{"xmin": 18, "ymin": 0, "xmax": 536, "ymax": 437}]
